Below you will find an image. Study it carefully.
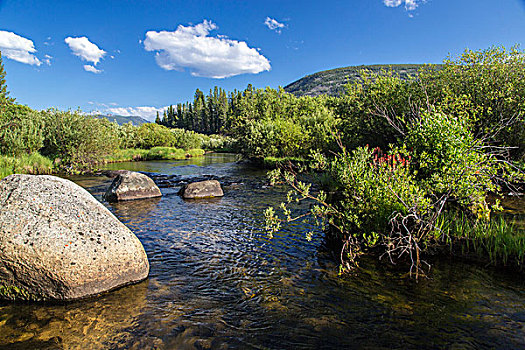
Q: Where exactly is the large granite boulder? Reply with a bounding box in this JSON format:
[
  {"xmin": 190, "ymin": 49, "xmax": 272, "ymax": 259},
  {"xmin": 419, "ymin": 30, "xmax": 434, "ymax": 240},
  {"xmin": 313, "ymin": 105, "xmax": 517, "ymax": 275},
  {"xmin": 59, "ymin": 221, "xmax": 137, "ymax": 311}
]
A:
[
  {"xmin": 179, "ymin": 180, "xmax": 224, "ymax": 199},
  {"xmin": 104, "ymin": 171, "xmax": 161, "ymax": 202},
  {"xmin": 0, "ymin": 174, "xmax": 150, "ymax": 301}
]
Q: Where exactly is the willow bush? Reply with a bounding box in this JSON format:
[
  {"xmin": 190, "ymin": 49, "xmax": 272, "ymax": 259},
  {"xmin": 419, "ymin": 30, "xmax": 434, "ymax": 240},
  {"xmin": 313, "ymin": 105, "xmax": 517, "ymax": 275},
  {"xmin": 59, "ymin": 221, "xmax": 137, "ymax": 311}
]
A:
[
  {"xmin": 41, "ymin": 110, "xmax": 120, "ymax": 172},
  {"xmin": 266, "ymin": 47, "xmax": 525, "ymax": 275}
]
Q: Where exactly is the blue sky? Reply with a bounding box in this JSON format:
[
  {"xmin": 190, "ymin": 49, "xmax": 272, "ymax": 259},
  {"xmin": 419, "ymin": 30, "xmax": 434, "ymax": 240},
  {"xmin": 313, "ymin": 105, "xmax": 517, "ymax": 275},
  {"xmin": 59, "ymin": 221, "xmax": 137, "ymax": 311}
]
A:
[{"xmin": 0, "ymin": 0, "xmax": 524, "ymax": 120}]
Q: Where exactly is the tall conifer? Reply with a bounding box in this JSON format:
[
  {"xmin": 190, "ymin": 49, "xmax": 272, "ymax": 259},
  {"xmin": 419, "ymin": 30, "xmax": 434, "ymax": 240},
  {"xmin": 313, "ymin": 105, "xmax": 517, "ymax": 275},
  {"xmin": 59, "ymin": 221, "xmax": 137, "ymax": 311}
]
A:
[{"xmin": 0, "ymin": 51, "xmax": 14, "ymax": 110}]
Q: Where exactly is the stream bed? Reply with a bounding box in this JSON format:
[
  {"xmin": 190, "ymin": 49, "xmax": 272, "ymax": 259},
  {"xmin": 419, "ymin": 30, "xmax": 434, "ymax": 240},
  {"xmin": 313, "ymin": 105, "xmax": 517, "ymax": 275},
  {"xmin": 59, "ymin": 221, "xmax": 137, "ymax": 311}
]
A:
[{"xmin": 0, "ymin": 154, "xmax": 524, "ymax": 349}]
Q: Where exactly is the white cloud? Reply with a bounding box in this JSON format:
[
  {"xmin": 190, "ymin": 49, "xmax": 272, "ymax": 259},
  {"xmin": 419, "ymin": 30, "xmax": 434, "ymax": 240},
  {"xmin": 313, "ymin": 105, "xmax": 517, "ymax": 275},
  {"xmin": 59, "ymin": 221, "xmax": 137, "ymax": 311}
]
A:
[
  {"xmin": 83, "ymin": 64, "xmax": 102, "ymax": 74},
  {"xmin": 105, "ymin": 106, "xmax": 168, "ymax": 121},
  {"xmin": 383, "ymin": 0, "xmax": 424, "ymax": 11},
  {"xmin": 264, "ymin": 17, "xmax": 286, "ymax": 33},
  {"xmin": 0, "ymin": 31, "xmax": 42, "ymax": 66},
  {"xmin": 64, "ymin": 36, "xmax": 106, "ymax": 65},
  {"xmin": 43, "ymin": 54, "xmax": 52, "ymax": 65},
  {"xmin": 384, "ymin": 0, "xmax": 402, "ymax": 6},
  {"xmin": 144, "ymin": 20, "xmax": 271, "ymax": 79}
]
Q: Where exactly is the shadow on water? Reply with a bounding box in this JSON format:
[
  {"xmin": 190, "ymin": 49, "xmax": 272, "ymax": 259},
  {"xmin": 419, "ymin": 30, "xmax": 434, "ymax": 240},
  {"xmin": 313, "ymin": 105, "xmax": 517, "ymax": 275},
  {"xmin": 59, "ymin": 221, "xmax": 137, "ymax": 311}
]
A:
[{"xmin": 1, "ymin": 154, "xmax": 524, "ymax": 349}]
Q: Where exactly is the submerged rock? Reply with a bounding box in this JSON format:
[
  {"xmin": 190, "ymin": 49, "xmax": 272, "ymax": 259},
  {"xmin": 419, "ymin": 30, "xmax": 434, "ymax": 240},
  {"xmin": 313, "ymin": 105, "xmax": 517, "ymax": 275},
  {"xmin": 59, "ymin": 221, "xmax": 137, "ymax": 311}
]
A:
[
  {"xmin": 104, "ymin": 171, "xmax": 161, "ymax": 202},
  {"xmin": 0, "ymin": 174, "xmax": 150, "ymax": 301},
  {"xmin": 179, "ymin": 180, "xmax": 224, "ymax": 199}
]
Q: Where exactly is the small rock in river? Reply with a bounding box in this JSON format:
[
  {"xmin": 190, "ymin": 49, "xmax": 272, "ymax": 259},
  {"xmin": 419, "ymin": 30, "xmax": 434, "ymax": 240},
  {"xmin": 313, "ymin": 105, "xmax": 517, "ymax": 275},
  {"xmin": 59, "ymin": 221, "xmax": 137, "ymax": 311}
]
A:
[
  {"xmin": 104, "ymin": 171, "xmax": 162, "ymax": 202},
  {"xmin": 179, "ymin": 180, "xmax": 224, "ymax": 199}
]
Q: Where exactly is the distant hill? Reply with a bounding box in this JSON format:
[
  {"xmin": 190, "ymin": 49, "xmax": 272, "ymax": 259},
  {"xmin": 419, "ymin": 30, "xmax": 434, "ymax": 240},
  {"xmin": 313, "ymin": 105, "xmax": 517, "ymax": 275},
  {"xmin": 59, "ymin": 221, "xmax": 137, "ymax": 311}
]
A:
[
  {"xmin": 284, "ymin": 64, "xmax": 426, "ymax": 97},
  {"xmin": 94, "ymin": 114, "xmax": 150, "ymax": 126}
]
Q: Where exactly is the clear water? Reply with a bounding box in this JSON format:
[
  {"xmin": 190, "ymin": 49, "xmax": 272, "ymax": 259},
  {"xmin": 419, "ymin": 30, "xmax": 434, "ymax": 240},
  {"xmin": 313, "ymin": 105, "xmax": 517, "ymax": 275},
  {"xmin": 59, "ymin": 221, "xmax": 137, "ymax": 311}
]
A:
[{"xmin": 0, "ymin": 154, "xmax": 524, "ymax": 349}]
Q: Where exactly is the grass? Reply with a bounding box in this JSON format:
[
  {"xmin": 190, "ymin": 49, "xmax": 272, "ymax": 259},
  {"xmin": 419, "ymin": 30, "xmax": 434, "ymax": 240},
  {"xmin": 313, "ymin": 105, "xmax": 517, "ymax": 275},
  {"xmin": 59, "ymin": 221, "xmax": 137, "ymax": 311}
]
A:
[
  {"xmin": 0, "ymin": 152, "xmax": 54, "ymax": 179},
  {"xmin": 146, "ymin": 147, "xmax": 187, "ymax": 160},
  {"xmin": 186, "ymin": 148, "xmax": 205, "ymax": 157},
  {"xmin": 436, "ymin": 211, "xmax": 525, "ymax": 268},
  {"xmin": 104, "ymin": 148, "xmax": 150, "ymax": 162},
  {"xmin": 104, "ymin": 147, "xmax": 205, "ymax": 163}
]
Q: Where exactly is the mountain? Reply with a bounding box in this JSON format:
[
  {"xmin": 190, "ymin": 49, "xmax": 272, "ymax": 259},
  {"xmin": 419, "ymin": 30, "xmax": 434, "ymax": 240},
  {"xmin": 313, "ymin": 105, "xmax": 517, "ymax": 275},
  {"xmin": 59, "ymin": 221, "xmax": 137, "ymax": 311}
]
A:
[
  {"xmin": 94, "ymin": 114, "xmax": 150, "ymax": 126},
  {"xmin": 284, "ymin": 64, "xmax": 425, "ymax": 97}
]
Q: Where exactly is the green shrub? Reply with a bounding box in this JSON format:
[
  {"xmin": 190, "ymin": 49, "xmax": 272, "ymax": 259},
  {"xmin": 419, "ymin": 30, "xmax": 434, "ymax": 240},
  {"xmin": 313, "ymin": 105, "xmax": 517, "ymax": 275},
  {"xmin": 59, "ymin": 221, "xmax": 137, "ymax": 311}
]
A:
[
  {"xmin": 267, "ymin": 146, "xmax": 431, "ymax": 268},
  {"xmin": 0, "ymin": 104, "xmax": 45, "ymax": 156},
  {"xmin": 170, "ymin": 128, "xmax": 206, "ymax": 150},
  {"xmin": 420, "ymin": 46, "xmax": 525, "ymax": 159},
  {"xmin": 404, "ymin": 111, "xmax": 498, "ymax": 219},
  {"xmin": 230, "ymin": 88, "xmax": 339, "ymax": 159},
  {"xmin": 117, "ymin": 122, "xmax": 139, "ymax": 149},
  {"xmin": 201, "ymin": 134, "xmax": 235, "ymax": 151},
  {"xmin": 41, "ymin": 110, "xmax": 120, "ymax": 171},
  {"xmin": 332, "ymin": 69, "xmax": 423, "ymax": 151},
  {"xmin": 134, "ymin": 123, "xmax": 176, "ymax": 149}
]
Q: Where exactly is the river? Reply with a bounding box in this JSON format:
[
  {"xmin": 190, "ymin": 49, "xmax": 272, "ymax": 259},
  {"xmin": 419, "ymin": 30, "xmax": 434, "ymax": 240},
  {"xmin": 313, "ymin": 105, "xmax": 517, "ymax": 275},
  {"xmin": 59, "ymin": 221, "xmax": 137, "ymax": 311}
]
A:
[{"xmin": 0, "ymin": 154, "xmax": 524, "ymax": 349}]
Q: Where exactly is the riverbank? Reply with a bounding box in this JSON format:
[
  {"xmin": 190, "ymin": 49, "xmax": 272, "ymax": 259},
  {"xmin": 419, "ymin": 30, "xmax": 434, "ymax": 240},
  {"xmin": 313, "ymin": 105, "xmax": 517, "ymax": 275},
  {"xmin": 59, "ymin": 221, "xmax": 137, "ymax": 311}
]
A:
[
  {"xmin": 0, "ymin": 147, "xmax": 206, "ymax": 178},
  {"xmin": 103, "ymin": 147, "xmax": 205, "ymax": 163}
]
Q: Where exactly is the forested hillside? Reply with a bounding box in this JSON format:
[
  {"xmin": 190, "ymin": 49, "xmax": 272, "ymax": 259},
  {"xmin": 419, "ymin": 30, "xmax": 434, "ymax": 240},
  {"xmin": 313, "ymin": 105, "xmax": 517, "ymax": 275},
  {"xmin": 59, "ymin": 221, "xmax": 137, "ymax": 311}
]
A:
[{"xmin": 284, "ymin": 64, "xmax": 425, "ymax": 97}]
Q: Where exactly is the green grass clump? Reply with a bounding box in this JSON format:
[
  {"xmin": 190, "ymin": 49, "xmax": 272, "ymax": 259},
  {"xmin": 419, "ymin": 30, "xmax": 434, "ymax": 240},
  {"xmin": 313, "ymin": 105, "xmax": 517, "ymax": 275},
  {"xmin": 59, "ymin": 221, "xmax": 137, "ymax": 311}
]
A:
[
  {"xmin": 437, "ymin": 211, "xmax": 525, "ymax": 268},
  {"xmin": 0, "ymin": 152, "xmax": 54, "ymax": 179},
  {"xmin": 186, "ymin": 148, "xmax": 205, "ymax": 157},
  {"xmin": 104, "ymin": 149, "xmax": 150, "ymax": 163},
  {"xmin": 146, "ymin": 147, "xmax": 187, "ymax": 160},
  {"xmin": 104, "ymin": 147, "xmax": 206, "ymax": 163}
]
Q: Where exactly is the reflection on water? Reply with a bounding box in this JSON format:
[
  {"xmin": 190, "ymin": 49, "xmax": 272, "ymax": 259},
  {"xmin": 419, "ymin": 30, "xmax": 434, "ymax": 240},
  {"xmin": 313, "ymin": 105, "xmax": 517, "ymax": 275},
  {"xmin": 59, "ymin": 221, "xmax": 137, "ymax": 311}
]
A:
[
  {"xmin": 500, "ymin": 195, "xmax": 525, "ymax": 229},
  {"xmin": 1, "ymin": 154, "xmax": 524, "ymax": 349}
]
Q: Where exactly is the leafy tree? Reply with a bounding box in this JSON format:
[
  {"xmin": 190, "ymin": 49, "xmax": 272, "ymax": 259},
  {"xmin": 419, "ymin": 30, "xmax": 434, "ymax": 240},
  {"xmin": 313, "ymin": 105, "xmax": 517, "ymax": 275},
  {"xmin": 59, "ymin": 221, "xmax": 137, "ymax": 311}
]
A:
[
  {"xmin": 41, "ymin": 110, "xmax": 120, "ymax": 171},
  {"xmin": 421, "ymin": 46, "xmax": 525, "ymax": 160},
  {"xmin": 0, "ymin": 104, "xmax": 44, "ymax": 156}
]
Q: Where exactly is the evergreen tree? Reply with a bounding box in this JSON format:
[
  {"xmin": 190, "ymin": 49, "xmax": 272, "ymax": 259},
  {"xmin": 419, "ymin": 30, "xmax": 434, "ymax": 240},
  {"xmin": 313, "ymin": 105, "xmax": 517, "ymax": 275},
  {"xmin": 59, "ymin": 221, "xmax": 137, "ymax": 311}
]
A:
[
  {"xmin": 0, "ymin": 51, "xmax": 14, "ymax": 112},
  {"xmin": 176, "ymin": 104, "xmax": 184, "ymax": 129},
  {"xmin": 188, "ymin": 103, "xmax": 194, "ymax": 130},
  {"xmin": 193, "ymin": 89, "xmax": 205, "ymax": 133},
  {"xmin": 166, "ymin": 105, "xmax": 176, "ymax": 127},
  {"xmin": 162, "ymin": 111, "xmax": 168, "ymax": 125},
  {"xmin": 155, "ymin": 111, "xmax": 161, "ymax": 125},
  {"xmin": 218, "ymin": 88, "xmax": 228, "ymax": 133}
]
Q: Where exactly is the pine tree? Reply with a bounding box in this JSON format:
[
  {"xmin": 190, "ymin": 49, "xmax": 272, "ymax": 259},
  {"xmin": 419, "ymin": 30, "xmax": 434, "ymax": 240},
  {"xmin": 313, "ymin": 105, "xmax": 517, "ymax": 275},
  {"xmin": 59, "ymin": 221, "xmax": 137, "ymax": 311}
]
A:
[
  {"xmin": 155, "ymin": 111, "xmax": 161, "ymax": 125},
  {"xmin": 166, "ymin": 105, "xmax": 176, "ymax": 127},
  {"xmin": 176, "ymin": 104, "xmax": 184, "ymax": 129},
  {"xmin": 0, "ymin": 51, "xmax": 14, "ymax": 112},
  {"xmin": 193, "ymin": 89, "xmax": 205, "ymax": 133},
  {"xmin": 218, "ymin": 88, "xmax": 228, "ymax": 133}
]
